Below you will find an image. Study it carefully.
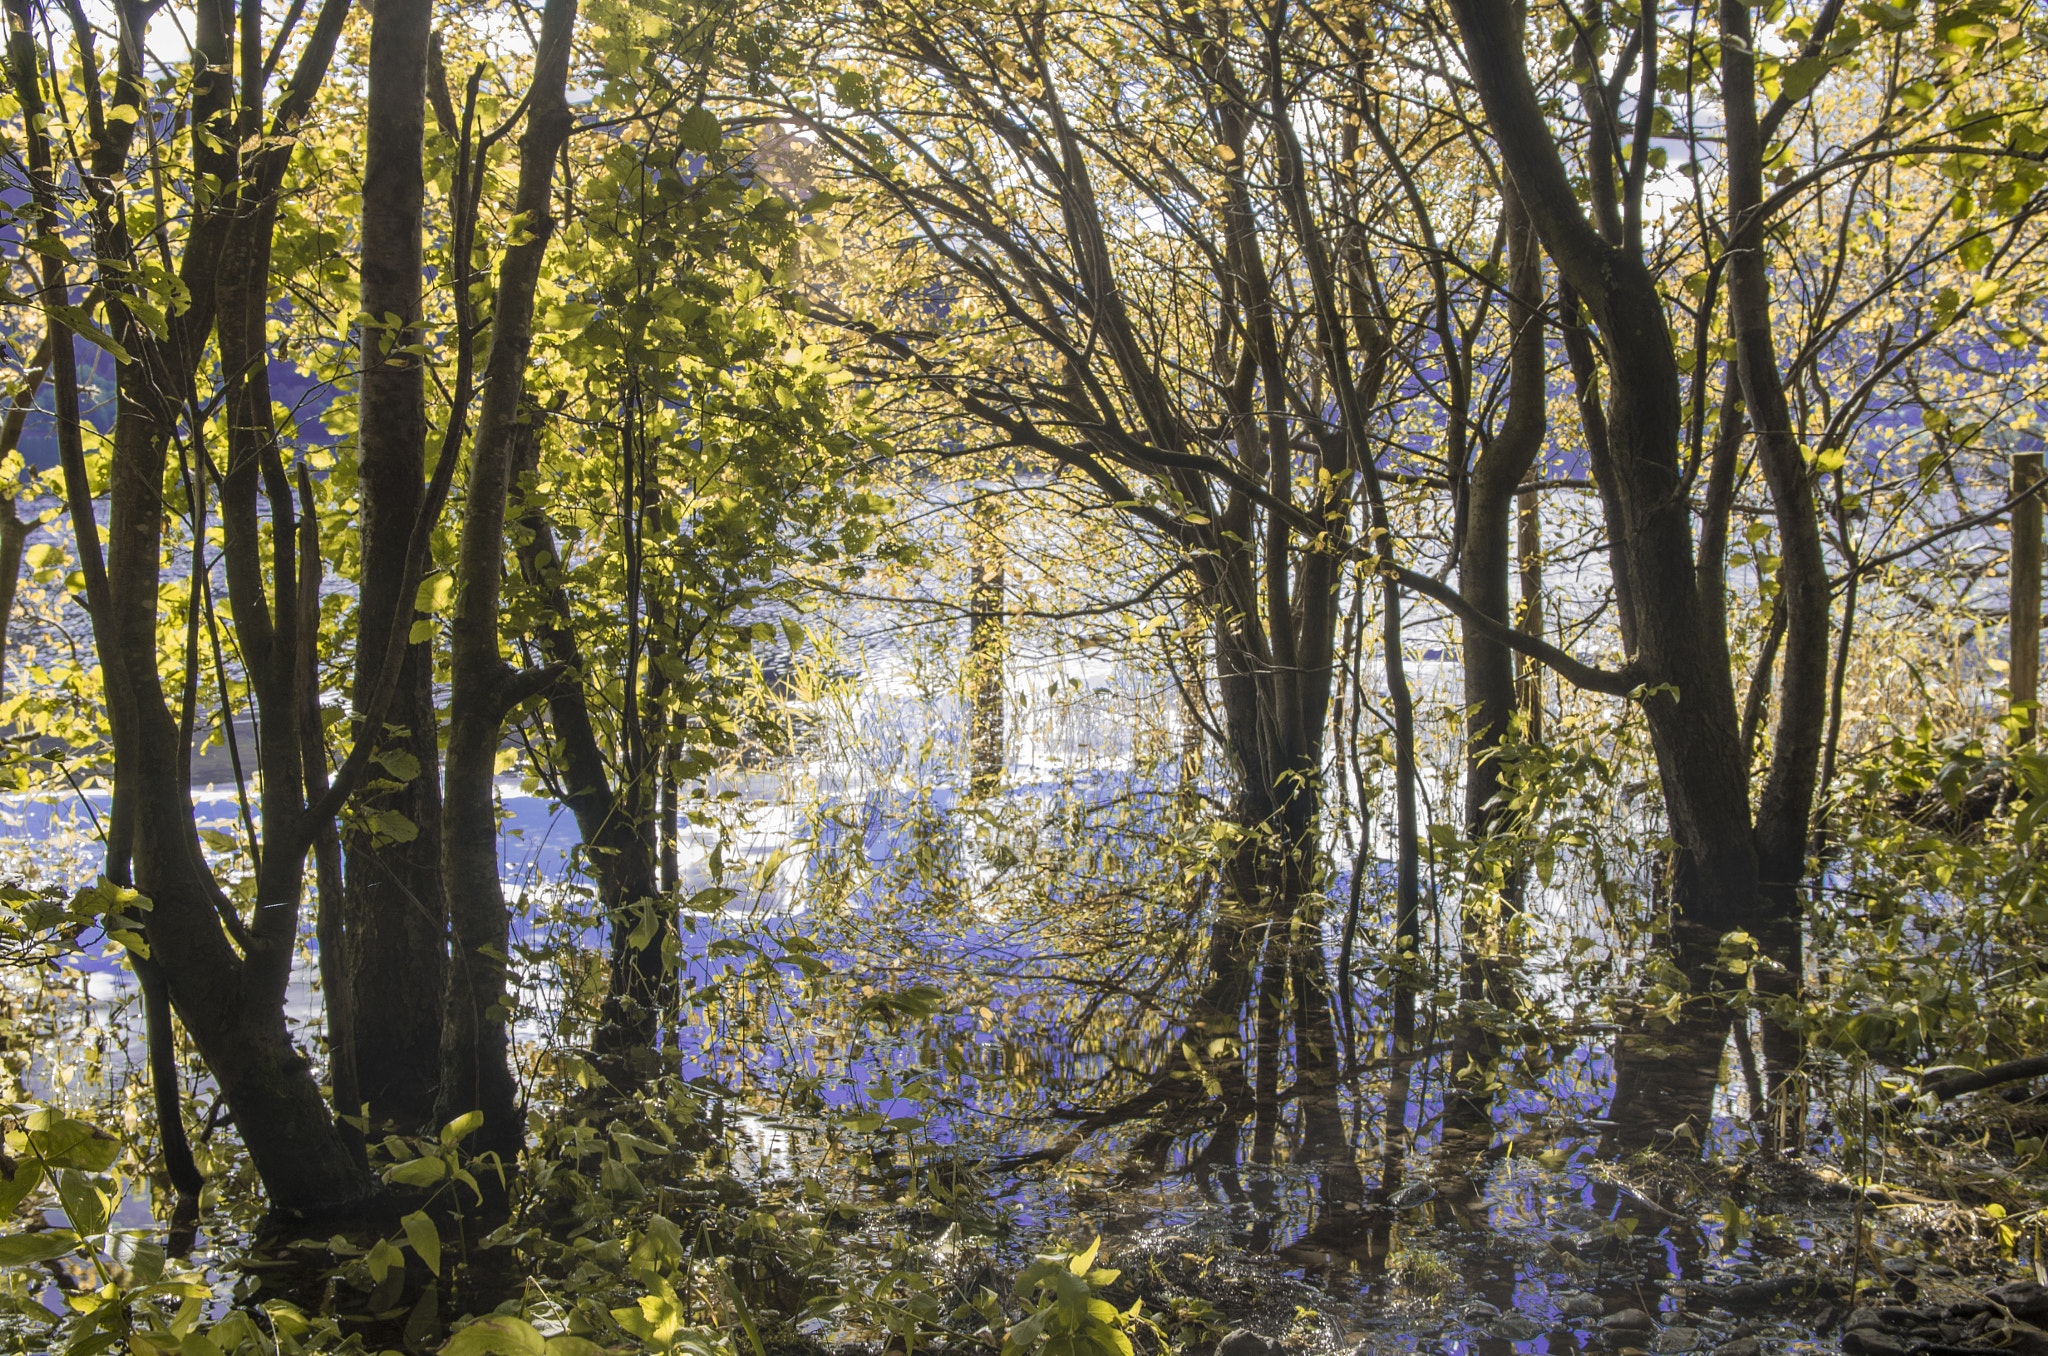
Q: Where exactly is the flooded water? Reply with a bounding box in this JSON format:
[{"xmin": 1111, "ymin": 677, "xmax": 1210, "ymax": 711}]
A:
[{"xmin": 0, "ymin": 501, "xmax": 2033, "ymax": 1355}]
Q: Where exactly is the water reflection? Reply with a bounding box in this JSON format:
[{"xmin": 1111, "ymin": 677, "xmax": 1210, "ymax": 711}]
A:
[{"xmin": 0, "ymin": 760, "xmax": 2007, "ymax": 1356}]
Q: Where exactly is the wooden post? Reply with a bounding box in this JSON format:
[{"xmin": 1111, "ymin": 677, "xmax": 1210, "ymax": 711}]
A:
[
  {"xmin": 2013, "ymin": 448, "xmax": 2042, "ymax": 746},
  {"xmin": 968, "ymin": 494, "xmax": 1004, "ymax": 795},
  {"xmin": 1516, "ymin": 486, "xmax": 1543, "ymax": 744}
]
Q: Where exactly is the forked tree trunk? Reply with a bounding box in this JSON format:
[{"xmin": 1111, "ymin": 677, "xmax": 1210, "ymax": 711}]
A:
[
  {"xmin": 8, "ymin": 0, "xmax": 373, "ymax": 1216},
  {"xmin": 437, "ymin": 0, "xmax": 581, "ymax": 1160},
  {"xmin": 1449, "ymin": 0, "xmax": 1782, "ymax": 1153}
]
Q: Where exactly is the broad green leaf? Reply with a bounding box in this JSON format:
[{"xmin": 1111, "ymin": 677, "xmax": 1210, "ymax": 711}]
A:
[
  {"xmin": 0, "ymin": 1160, "xmax": 40, "ymax": 1216},
  {"xmin": 440, "ymin": 1316, "xmax": 546, "ymax": 1356},
  {"xmin": 439, "ymin": 1110, "xmax": 484, "ymax": 1147},
  {"xmin": 679, "ymin": 106, "xmax": 721, "ymax": 153},
  {"xmin": 383, "ymin": 1156, "xmax": 448, "ymax": 1187},
  {"xmin": 401, "ymin": 1210, "xmax": 440, "ymax": 1276},
  {"xmin": 27, "ymin": 1113, "xmax": 122, "ymax": 1171},
  {"xmin": 54, "ymin": 1170, "xmax": 107, "ymax": 1237},
  {"xmin": 366, "ymin": 1236, "xmax": 404, "ymax": 1283},
  {"xmin": 377, "ymin": 750, "xmax": 423, "ymax": 783},
  {"xmin": 370, "ymin": 810, "xmax": 420, "ymax": 843},
  {"xmin": 0, "ymin": 1230, "xmax": 76, "ymax": 1266}
]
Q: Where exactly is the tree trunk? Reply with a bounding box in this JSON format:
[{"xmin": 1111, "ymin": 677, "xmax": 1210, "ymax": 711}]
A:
[
  {"xmin": 508, "ymin": 433, "xmax": 666, "ymax": 1079},
  {"xmin": 6, "ymin": 0, "xmax": 373, "ymax": 1216},
  {"xmin": 1445, "ymin": 174, "xmax": 1546, "ymax": 1146},
  {"xmin": 1516, "ymin": 491, "xmax": 1543, "ymax": 744},
  {"xmin": 437, "ymin": 0, "xmax": 581, "ymax": 1161},
  {"xmin": 1448, "ymin": 0, "xmax": 1769, "ymax": 1152},
  {"xmin": 0, "ymin": 336, "xmax": 52, "ymax": 706},
  {"xmin": 345, "ymin": 0, "xmax": 447, "ymax": 1135},
  {"xmin": 1722, "ymin": 0, "xmax": 1832, "ymax": 1123}
]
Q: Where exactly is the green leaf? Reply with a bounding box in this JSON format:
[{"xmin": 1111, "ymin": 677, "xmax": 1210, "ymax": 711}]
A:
[
  {"xmin": 0, "ymin": 1160, "xmax": 41, "ymax": 1217},
  {"xmin": 50, "ymin": 305, "xmax": 132, "ymax": 363},
  {"xmin": 377, "ymin": 750, "xmax": 423, "ymax": 783},
  {"xmin": 441, "ymin": 1316, "xmax": 547, "ymax": 1356},
  {"xmin": 680, "ymin": 105, "xmax": 722, "ymax": 153},
  {"xmin": 27, "ymin": 1112, "xmax": 122, "ymax": 1171},
  {"xmin": 415, "ymin": 573, "xmax": 455, "ymax": 614},
  {"xmin": 370, "ymin": 810, "xmax": 420, "ymax": 843},
  {"xmin": 1778, "ymin": 56, "xmax": 1826, "ymax": 103},
  {"xmin": 0, "ymin": 1230, "xmax": 77, "ymax": 1266},
  {"xmin": 366, "ymin": 1236, "xmax": 405, "ymax": 1283},
  {"xmin": 439, "ymin": 1110, "xmax": 484, "ymax": 1147},
  {"xmin": 111, "ymin": 1232, "xmax": 163, "ymax": 1283},
  {"xmin": 1858, "ymin": 0, "xmax": 1916, "ymax": 30},
  {"xmin": 55, "ymin": 1168, "xmax": 107, "ymax": 1236},
  {"xmin": 384, "ymin": 1156, "xmax": 449, "ymax": 1187},
  {"xmin": 402, "ymin": 1210, "xmax": 440, "ymax": 1277}
]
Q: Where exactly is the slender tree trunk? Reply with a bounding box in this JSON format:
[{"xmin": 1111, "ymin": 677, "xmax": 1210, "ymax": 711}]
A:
[
  {"xmin": 345, "ymin": 0, "xmax": 447, "ymax": 1135},
  {"xmin": 135, "ymin": 955, "xmax": 203, "ymax": 1202},
  {"xmin": 1445, "ymin": 177, "xmax": 1546, "ymax": 1145},
  {"xmin": 1250, "ymin": 903, "xmax": 1285, "ymax": 1165},
  {"xmin": 509, "ymin": 434, "xmax": 665, "ymax": 1079},
  {"xmin": 1382, "ymin": 571, "xmax": 1422, "ymax": 1130},
  {"xmin": 1722, "ymin": 0, "xmax": 1833, "ymax": 1123},
  {"xmin": 437, "ymin": 0, "xmax": 581, "ymax": 1160},
  {"xmin": 0, "ymin": 337, "xmax": 52, "ymax": 706}
]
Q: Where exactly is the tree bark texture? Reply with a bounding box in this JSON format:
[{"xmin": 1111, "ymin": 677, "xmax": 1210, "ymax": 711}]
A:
[
  {"xmin": 345, "ymin": 0, "xmax": 448, "ymax": 1134},
  {"xmin": 508, "ymin": 433, "xmax": 668, "ymax": 1078},
  {"xmin": 968, "ymin": 494, "xmax": 1005, "ymax": 796},
  {"xmin": 1720, "ymin": 0, "xmax": 1831, "ymax": 1114}
]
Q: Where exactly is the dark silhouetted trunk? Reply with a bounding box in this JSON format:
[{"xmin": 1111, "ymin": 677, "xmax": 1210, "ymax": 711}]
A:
[
  {"xmin": 508, "ymin": 432, "xmax": 667, "ymax": 1079},
  {"xmin": 437, "ymin": 0, "xmax": 580, "ymax": 1161},
  {"xmin": 1723, "ymin": 0, "xmax": 1831, "ymax": 1121},
  {"xmin": 344, "ymin": 0, "xmax": 447, "ymax": 1136},
  {"xmin": 1450, "ymin": 0, "xmax": 1769, "ymax": 1152},
  {"xmin": 1516, "ymin": 492, "xmax": 1542, "ymax": 743},
  {"xmin": 1445, "ymin": 175, "xmax": 1546, "ymax": 1145}
]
